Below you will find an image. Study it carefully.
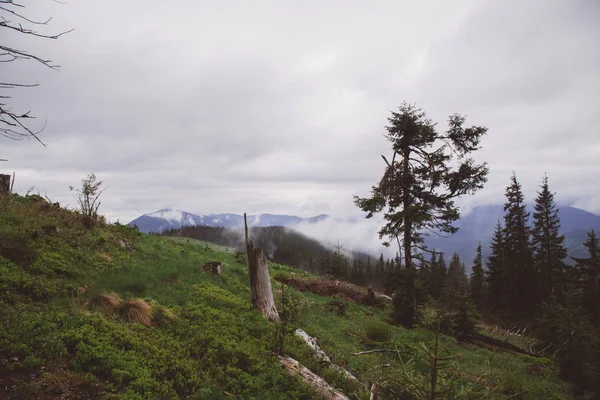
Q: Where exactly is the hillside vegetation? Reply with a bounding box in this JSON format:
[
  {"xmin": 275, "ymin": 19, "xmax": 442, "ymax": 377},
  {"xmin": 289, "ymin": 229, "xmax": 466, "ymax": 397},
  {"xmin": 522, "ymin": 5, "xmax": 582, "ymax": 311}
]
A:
[{"xmin": 0, "ymin": 194, "xmax": 574, "ymax": 399}]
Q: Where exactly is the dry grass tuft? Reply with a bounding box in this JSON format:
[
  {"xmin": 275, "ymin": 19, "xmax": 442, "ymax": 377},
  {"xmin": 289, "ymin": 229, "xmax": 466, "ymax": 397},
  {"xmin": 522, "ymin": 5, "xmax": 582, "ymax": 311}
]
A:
[
  {"xmin": 97, "ymin": 253, "xmax": 113, "ymax": 263},
  {"xmin": 87, "ymin": 292, "xmax": 122, "ymax": 314},
  {"xmin": 120, "ymin": 299, "xmax": 154, "ymax": 326}
]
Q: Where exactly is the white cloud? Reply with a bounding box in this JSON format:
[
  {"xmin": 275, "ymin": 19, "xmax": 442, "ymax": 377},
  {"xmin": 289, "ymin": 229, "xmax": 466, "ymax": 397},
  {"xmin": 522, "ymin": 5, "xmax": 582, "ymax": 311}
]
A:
[{"xmin": 2, "ymin": 0, "xmax": 599, "ymax": 221}]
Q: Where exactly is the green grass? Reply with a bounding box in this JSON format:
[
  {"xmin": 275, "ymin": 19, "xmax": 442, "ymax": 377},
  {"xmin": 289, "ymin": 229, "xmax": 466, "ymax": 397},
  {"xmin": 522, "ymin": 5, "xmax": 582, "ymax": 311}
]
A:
[{"xmin": 0, "ymin": 194, "xmax": 574, "ymax": 399}]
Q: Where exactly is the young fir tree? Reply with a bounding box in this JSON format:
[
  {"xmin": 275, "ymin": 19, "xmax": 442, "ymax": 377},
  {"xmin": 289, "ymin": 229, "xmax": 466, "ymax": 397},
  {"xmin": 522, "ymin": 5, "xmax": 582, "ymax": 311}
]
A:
[
  {"xmin": 572, "ymin": 230, "xmax": 600, "ymax": 324},
  {"xmin": 531, "ymin": 175, "xmax": 567, "ymax": 302},
  {"xmin": 469, "ymin": 243, "xmax": 486, "ymax": 310},
  {"xmin": 354, "ymin": 103, "xmax": 488, "ymax": 327},
  {"xmin": 486, "ymin": 222, "xmax": 508, "ymax": 312},
  {"xmin": 502, "ymin": 173, "xmax": 537, "ymax": 317}
]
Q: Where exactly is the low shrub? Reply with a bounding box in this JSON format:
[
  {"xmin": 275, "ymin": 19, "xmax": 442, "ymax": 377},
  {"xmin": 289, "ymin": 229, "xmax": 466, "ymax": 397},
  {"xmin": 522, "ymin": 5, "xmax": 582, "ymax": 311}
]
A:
[{"xmin": 363, "ymin": 320, "xmax": 393, "ymax": 343}]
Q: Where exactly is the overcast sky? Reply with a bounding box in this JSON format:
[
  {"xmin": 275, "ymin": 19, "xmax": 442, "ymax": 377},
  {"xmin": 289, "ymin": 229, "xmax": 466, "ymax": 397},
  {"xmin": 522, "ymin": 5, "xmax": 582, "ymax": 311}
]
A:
[{"xmin": 2, "ymin": 0, "xmax": 599, "ymax": 223}]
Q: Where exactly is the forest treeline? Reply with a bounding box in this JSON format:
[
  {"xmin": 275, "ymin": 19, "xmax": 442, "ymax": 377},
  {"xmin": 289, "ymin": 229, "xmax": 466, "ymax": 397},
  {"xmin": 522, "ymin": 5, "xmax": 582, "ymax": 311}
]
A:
[{"xmin": 161, "ymin": 172, "xmax": 600, "ymax": 397}]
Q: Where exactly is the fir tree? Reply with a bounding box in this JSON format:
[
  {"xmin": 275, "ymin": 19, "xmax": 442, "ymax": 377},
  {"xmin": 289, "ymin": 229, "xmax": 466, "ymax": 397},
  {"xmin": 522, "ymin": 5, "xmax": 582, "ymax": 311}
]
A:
[
  {"xmin": 354, "ymin": 103, "xmax": 488, "ymax": 327},
  {"xmin": 532, "ymin": 175, "xmax": 567, "ymax": 301},
  {"xmin": 446, "ymin": 252, "xmax": 468, "ymax": 301},
  {"xmin": 486, "ymin": 222, "xmax": 508, "ymax": 312},
  {"xmin": 430, "ymin": 252, "xmax": 447, "ymax": 300},
  {"xmin": 469, "ymin": 243, "xmax": 486, "ymax": 310},
  {"xmin": 572, "ymin": 230, "xmax": 600, "ymax": 324},
  {"xmin": 502, "ymin": 173, "xmax": 536, "ymax": 317}
]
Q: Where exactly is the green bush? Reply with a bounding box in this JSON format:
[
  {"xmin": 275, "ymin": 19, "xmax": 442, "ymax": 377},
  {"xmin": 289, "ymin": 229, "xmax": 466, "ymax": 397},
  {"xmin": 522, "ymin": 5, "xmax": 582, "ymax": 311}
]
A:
[{"xmin": 363, "ymin": 320, "xmax": 394, "ymax": 342}]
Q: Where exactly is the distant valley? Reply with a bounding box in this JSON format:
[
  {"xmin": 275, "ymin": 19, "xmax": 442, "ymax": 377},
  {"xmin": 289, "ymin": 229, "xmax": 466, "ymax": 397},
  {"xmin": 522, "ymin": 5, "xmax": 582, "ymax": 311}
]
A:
[{"xmin": 129, "ymin": 205, "xmax": 600, "ymax": 267}]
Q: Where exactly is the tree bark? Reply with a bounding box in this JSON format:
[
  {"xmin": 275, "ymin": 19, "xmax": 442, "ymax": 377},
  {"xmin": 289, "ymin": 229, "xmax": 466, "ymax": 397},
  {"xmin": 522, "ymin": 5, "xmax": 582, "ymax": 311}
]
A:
[
  {"xmin": 245, "ymin": 213, "xmax": 280, "ymax": 322},
  {"xmin": 278, "ymin": 356, "xmax": 350, "ymax": 400},
  {"xmin": 369, "ymin": 383, "xmax": 378, "ymax": 400},
  {"xmin": 295, "ymin": 329, "xmax": 358, "ymax": 381},
  {"xmin": 0, "ymin": 174, "xmax": 10, "ymax": 196}
]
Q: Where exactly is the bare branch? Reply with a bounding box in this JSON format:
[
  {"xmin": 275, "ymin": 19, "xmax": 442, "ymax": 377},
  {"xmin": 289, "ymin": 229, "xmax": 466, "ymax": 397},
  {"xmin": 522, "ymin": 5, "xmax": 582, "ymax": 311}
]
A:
[{"xmin": 352, "ymin": 349, "xmax": 413, "ymax": 356}]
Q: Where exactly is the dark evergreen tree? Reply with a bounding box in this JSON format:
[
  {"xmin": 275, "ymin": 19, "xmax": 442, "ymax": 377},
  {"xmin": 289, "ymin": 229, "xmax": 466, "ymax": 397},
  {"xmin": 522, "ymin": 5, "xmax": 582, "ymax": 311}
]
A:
[
  {"xmin": 572, "ymin": 230, "xmax": 600, "ymax": 324},
  {"xmin": 502, "ymin": 173, "xmax": 537, "ymax": 317},
  {"xmin": 532, "ymin": 175, "xmax": 567, "ymax": 302},
  {"xmin": 430, "ymin": 252, "xmax": 447, "ymax": 300},
  {"xmin": 446, "ymin": 252, "xmax": 468, "ymax": 301},
  {"xmin": 354, "ymin": 103, "xmax": 488, "ymax": 327},
  {"xmin": 486, "ymin": 222, "xmax": 508, "ymax": 312},
  {"xmin": 416, "ymin": 252, "xmax": 433, "ymax": 301},
  {"xmin": 331, "ymin": 251, "xmax": 348, "ymax": 279},
  {"xmin": 469, "ymin": 243, "xmax": 486, "ymax": 310},
  {"xmin": 356, "ymin": 259, "xmax": 365, "ymax": 285}
]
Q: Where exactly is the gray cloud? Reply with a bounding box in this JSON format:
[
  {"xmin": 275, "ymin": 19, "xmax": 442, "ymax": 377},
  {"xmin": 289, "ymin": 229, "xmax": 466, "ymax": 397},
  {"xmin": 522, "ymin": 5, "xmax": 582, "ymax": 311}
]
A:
[{"xmin": 2, "ymin": 0, "xmax": 599, "ymax": 228}]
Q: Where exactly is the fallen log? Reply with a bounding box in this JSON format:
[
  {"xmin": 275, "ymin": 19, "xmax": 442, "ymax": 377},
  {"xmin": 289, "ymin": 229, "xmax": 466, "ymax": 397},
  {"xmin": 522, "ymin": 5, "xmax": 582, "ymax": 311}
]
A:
[
  {"xmin": 295, "ymin": 329, "xmax": 358, "ymax": 381},
  {"xmin": 370, "ymin": 383, "xmax": 378, "ymax": 400},
  {"xmin": 278, "ymin": 355, "xmax": 350, "ymax": 400},
  {"xmin": 464, "ymin": 332, "xmax": 543, "ymax": 358},
  {"xmin": 295, "ymin": 329, "xmax": 330, "ymax": 362}
]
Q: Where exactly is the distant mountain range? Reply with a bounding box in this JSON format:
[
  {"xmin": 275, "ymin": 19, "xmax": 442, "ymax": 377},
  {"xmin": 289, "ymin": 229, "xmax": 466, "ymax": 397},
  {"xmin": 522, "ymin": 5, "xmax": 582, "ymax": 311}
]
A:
[
  {"xmin": 129, "ymin": 205, "xmax": 600, "ymax": 266},
  {"xmin": 425, "ymin": 205, "xmax": 600, "ymax": 264},
  {"xmin": 128, "ymin": 208, "xmax": 329, "ymax": 233}
]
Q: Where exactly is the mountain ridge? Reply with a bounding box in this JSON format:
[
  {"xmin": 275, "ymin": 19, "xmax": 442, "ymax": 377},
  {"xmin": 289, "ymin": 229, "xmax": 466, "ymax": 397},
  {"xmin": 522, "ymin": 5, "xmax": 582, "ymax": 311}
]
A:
[{"xmin": 129, "ymin": 205, "xmax": 600, "ymax": 265}]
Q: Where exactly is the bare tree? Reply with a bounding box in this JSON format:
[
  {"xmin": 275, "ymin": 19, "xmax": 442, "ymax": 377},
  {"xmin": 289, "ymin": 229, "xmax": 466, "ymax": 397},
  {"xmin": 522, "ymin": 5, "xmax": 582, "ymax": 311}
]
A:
[
  {"xmin": 70, "ymin": 173, "xmax": 105, "ymax": 229},
  {"xmin": 0, "ymin": 0, "xmax": 72, "ymax": 153}
]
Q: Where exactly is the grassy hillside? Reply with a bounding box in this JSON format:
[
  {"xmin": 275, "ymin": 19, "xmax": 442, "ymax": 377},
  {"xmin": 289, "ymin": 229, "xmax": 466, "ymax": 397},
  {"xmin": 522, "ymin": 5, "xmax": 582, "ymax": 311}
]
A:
[{"xmin": 0, "ymin": 194, "xmax": 573, "ymax": 399}]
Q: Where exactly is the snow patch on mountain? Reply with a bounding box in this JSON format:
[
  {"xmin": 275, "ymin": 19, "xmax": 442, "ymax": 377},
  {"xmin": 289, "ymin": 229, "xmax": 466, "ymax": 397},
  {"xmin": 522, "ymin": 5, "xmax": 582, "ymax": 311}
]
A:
[{"xmin": 147, "ymin": 208, "xmax": 186, "ymax": 223}]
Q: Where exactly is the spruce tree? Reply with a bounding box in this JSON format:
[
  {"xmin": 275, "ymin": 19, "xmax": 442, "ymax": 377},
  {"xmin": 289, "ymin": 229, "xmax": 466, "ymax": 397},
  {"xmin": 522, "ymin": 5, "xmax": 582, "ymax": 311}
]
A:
[
  {"xmin": 430, "ymin": 252, "xmax": 447, "ymax": 300},
  {"xmin": 354, "ymin": 103, "xmax": 488, "ymax": 327},
  {"xmin": 502, "ymin": 173, "xmax": 536, "ymax": 317},
  {"xmin": 532, "ymin": 175, "xmax": 567, "ymax": 302},
  {"xmin": 572, "ymin": 230, "xmax": 600, "ymax": 324},
  {"xmin": 486, "ymin": 222, "xmax": 508, "ymax": 312},
  {"xmin": 446, "ymin": 252, "xmax": 468, "ymax": 301},
  {"xmin": 469, "ymin": 243, "xmax": 486, "ymax": 310}
]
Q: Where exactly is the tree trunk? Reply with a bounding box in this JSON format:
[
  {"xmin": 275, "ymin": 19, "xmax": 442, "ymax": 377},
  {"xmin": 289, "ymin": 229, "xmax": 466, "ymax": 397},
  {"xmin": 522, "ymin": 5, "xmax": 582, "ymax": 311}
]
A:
[
  {"xmin": 245, "ymin": 213, "xmax": 280, "ymax": 322},
  {"xmin": 0, "ymin": 174, "xmax": 10, "ymax": 196},
  {"xmin": 278, "ymin": 356, "xmax": 350, "ymax": 400}
]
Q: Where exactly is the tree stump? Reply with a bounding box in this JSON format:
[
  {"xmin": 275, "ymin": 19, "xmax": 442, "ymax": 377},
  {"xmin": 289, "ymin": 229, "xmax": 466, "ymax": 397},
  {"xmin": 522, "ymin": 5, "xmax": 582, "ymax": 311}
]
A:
[
  {"xmin": 367, "ymin": 287, "xmax": 376, "ymax": 305},
  {"xmin": 245, "ymin": 213, "xmax": 279, "ymax": 322},
  {"xmin": 0, "ymin": 174, "xmax": 10, "ymax": 196},
  {"xmin": 202, "ymin": 261, "xmax": 222, "ymax": 275}
]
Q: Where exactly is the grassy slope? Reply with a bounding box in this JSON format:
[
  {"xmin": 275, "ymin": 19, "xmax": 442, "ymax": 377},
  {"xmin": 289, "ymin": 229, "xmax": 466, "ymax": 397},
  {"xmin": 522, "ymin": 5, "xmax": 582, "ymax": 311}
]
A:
[{"xmin": 0, "ymin": 195, "xmax": 573, "ymax": 399}]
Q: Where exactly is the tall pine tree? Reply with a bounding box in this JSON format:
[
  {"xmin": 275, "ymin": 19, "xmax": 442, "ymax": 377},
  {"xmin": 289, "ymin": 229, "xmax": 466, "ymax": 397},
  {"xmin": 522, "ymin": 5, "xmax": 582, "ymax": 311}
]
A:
[
  {"xmin": 486, "ymin": 222, "xmax": 508, "ymax": 312},
  {"xmin": 572, "ymin": 230, "xmax": 600, "ymax": 324},
  {"xmin": 354, "ymin": 103, "xmax": 488, "ymax": 327},
  {"xmin": 469, "ymin": 243, "xmax": 486, "ymax": 310},
  {"xmin": 531, "ymin": 175, "xmax": 567, "ymax": 302},
  {"xmin": 446, "ymin": 252, "xmax": 468, "ymax": 301},
  {"xmin": 502, "ymin": 173, "xmax": 537, "ymax": 317}
]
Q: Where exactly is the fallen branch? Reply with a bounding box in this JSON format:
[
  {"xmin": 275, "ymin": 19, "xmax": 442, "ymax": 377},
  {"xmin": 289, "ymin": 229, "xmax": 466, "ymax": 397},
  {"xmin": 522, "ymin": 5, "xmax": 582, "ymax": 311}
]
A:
[
  {"xmin": 278, "ymin": 355, "xmax": 350, "ymax": 400},
  {"xmin": 352, "ymin": 349, "xmax": 410, "ymax": 356},
  {"xmin": 464, "ymin": 332, "xmax": 543, "ymax": 358},
  {"xmin": 295, "ymin": 329, "xmax": 358, "ymax": 381},
  {"xmin": 370, "ymin": 383, "xmax": 378, "ymax": 400}
]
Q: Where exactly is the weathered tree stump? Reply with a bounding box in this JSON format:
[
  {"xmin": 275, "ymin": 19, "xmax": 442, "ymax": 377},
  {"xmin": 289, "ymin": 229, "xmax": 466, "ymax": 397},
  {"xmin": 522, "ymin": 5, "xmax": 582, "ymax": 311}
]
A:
[
  {"xmin": 202, "ymin": 261, "xmax": 222, "ymax": 275},
  {"xmin": 245, "ymin": 213, "xmax": 279, "ymax": 322},
  {"xmin": 41, "ymin": 226, "xmax": 59, "ymax": 235},
  {"xmin": 367, "ymin": 287, "xmax": 376, "ymax": 305},
  {"xmin": 0, "ymin": 174, "xmax": 10, "ymax": 196}
]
